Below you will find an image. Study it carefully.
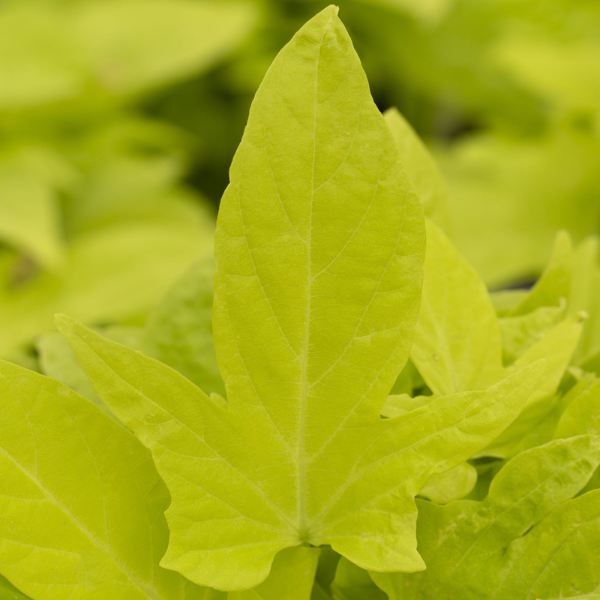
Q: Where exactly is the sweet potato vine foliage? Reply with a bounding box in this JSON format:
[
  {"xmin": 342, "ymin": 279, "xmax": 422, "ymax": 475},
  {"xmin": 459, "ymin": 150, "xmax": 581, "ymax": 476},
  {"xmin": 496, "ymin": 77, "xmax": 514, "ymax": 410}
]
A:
[{"xmin": 0, "ymin": 6, "xmax": 548, "ymax": 599}]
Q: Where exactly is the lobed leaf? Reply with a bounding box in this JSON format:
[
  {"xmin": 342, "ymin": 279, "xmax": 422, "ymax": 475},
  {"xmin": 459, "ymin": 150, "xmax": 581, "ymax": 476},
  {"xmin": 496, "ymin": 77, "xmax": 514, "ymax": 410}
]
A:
[{"xmin": 58, "ymin": 6, "xmax": 545, "ymax": 592}]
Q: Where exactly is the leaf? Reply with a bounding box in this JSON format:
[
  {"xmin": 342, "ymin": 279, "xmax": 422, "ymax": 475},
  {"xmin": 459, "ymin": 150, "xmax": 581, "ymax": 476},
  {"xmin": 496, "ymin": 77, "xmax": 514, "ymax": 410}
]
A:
[
  {"xmin": 570, "ymin": 236, "xmax": 600, "ymax": 364},
  {"xmin": 312, "ymin": 547, "xmax": 340, "ymax": 599},
  {"xmin": 499, "ymin": 302, "xmax": 565, "ymax": 363},
  {"xmin": 418, "ymin": 462, "xmax": 477, "ymax": 504},
  {"xmin": 330, "ymin": 558, "xmax": 386, "ymax": 600},
  {"xmin": 144, "ymin": 258, "xmax": 225, "ymax": 397},
  {"xmin": 555, "ymin": 378, "xmax": 600, "ymax": 439},
  {"xmin": 0, "ymin": 575, "xmax": 30, "ymax": 600},
  {"xmin": 354, "ymin": 0, "xmax": 453, "ymax": 26},
  {"xmin": 510, "ymin": 230, "xmax": 572, "ymax": 317},
  {"xmin": 0, "ymin": 360, "xmax": 217, "ymax": 599},
  {"xmin": 384, "ymin": 109, "xmax": 451, "ymax": 232},
  {"xmin": 438, "ymin": 131, "xmax": 600, "ymax": 287},
  {"xmin": 58, "ymin": 7, "xmax": 545, "ymax": 591},
  {"xmin": 37, "ymin": 326, "xmax": 143, "ymax": 416},
  {"xmin": 0, "ymin": 151, "xmax": 65, "ymax": 270},
  {"xmin": 74, "ymin": 0, "xmax": 258, "ymax": 95},
  {"xmin": 372, "ymin": 435, "xmax": 600, "ymax": 599},
  {"xmin": 229, "ymin": 547, "xmax": 319, "ymax": 600},
  {"xmin": 410, "ymin": 219, "xmax": 504, "ymax": 395},
  {"xmin": 483, "ymin": 312, "xmax": 585, "ymax": 458},
  {"xmin": 0, "ymin": 1, "xmax": 257, "ymax": 108},
  {"xmin": 36, "ymin": 332, "xmax": 104, "ymax": 410}
]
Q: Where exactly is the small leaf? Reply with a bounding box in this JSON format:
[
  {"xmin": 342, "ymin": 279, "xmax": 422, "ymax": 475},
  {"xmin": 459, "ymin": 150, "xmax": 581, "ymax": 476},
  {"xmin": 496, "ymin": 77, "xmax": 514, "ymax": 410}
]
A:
[{"xmin": 418, "ymin": 462, "xmax": 477, "ymax": 504}]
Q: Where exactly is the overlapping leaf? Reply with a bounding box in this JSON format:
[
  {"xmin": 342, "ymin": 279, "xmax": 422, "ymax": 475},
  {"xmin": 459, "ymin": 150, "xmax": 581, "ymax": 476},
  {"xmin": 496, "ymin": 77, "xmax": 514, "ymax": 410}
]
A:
[{"xmin": 372, "ymin": 435, "xmax": 600, "ymax": 599}]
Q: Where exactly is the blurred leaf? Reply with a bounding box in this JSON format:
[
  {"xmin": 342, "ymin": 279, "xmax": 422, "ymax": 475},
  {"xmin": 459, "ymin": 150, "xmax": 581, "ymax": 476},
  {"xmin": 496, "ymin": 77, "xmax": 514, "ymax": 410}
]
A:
[
  {"xmin": 384, "ymin": 108, "xmax": 451, "ymax": 232},
  {"xmin": 440, "ymin": 130, "xmax": 600, "ymax": 286},
  {"xmin": 0, "ymin": 148, "xmax": 71, "ymax": 269},
  {"xmin": 483, "ymin": 312, "xmax": 585, "ymax": 458},
  {"xmin": 0, "ymin": 0, "xmax": 257, "ymax": 109},
  {"xmin": 499, "ymin": 303, "xmax": 565, "ymax": 363},
  {"xmin": 0, "ymin": 221, "xmax": 213, "ymax": 358},
  {"xmin": 144, "ymin": 257, "xmax": 225, "ymax": 397}
]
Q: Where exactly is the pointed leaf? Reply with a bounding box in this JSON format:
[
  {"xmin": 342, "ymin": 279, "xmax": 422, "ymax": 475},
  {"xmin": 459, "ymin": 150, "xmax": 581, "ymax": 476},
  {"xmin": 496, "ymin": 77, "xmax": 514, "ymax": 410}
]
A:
[
  {"xmin": 511, "ymin": 230, "xmax": 572, "ymax": 317},
  {"xmin": 58, "ymin": 7, "xmax": 545, "ymax": 592}
]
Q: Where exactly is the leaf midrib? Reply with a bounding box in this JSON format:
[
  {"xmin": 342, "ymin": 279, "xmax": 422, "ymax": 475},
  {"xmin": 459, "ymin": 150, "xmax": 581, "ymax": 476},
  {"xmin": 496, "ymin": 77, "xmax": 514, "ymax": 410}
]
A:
[{"xmin": 297, "ymin": 8, "xmax": 336, "ymax": 542}]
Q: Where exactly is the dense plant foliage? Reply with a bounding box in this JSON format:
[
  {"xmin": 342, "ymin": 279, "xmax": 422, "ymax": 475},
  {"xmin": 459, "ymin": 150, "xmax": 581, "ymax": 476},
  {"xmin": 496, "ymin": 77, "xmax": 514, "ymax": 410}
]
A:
[{"xmin": 1, "ymin": 3, "xmax": 600, "ymax": 599}]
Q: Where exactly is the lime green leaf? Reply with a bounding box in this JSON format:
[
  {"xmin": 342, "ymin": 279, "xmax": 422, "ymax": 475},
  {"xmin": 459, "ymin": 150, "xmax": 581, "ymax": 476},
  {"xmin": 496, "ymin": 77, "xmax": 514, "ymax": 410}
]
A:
[
  {"xmin": 571, "ymin": 236, "xmax": 600, "ymax": 364},
  {"xmin": 411, "ymin": 219, "xmax": 503, "ymax": 395},
  {"xmin": 0, "ymin": 7, "xmax": 81, "ymax": 109},
  {"xmin": 499, "ymin": 303, "xmax": 565, "ymax": 363},
  {"xmin": 0, "ymin": 360, "xmax": 217, "ymax": 599},
  {"xmin": 490, "ymin": 289, "xmax": 528, "ymax": 317},
  {"xmin": 483, "ymin": 312, "xmax": 584, "ymax": 457},
  {"xmin": 555, "ymin": 378, "xmax": 600, "ymax": 439},
  {"xmin": 372, "ymin": 435, "xmax": 600, "ymax": 599},
  {"xmin": 384, "ymin": 109, "xmax": 451, "ymax": 232},
  {"xmin": 229, "ymin": 547, "xmax": 319, "ymax": 600},
  {"xmin": 439, "ymin": 131, "xmax": 600, "ymax": 287},
  {"xmin": 0, "ymin": 575, "xmax": 30, "ymax": 600},
  {"xmin": 57, "ymin": 7, "xmax": 547, "ymax": 591},
  {"xmin": 418, "ymin": 462, "xmax": 477, "ymax": 504},
  {"xmin": 144, "ymin": 258, "xmax": 225, "ymax": 397},
  {"xmin": 0, "ymin": 151, "xmax": 65, "ymax": 269},
  {"xmin": 331, "ymin": 558, "xmax": 386, "ymax": 600},
  {"xmin": 511, "ymin": 230, "xmax": 572, "ymax": 317}
]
